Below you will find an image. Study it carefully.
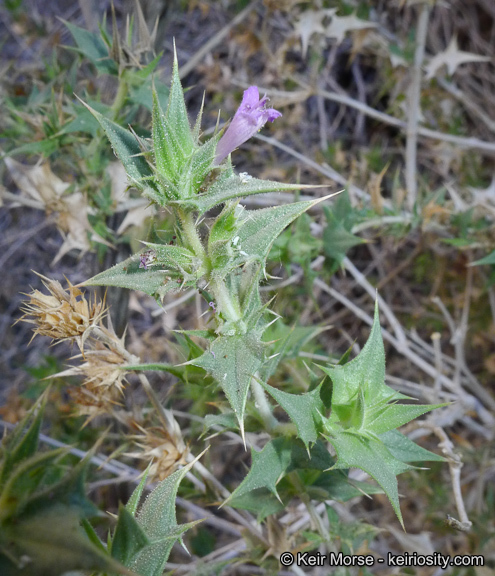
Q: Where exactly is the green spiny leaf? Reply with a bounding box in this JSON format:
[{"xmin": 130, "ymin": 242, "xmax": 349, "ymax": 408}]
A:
[
  {"xmin": 172, "ymin": 173, "xmax": 326, "ymax": 215},
  {"xmin": 76, "ymin": 98, "xmax": 155, "ymax": 186},
  {"xmin": 188, "ymin": 131, "xmax": 221, "ymax": 191},
  {"xmin": 228, "ymin": 439, "xmax": 372, "ymax": 522},
  {"xmin": 190, "ymin": 334, "xmax": 265, "ymax": 437},
  {"xmin": 0, "ymin": 448, "xmax": 68, "ymax": 522},
  {"xmin": 112, "ymin": 505, "xmax": 150, "ymax": 566},
  {"xmin": 469, "ymin": 249, "xmax": 495, "ymax": 267},
  {"xmin": 0, "ymin": 392, "xmax": 46, "ymax": 490},
  {"xmin": 235, "ymin": 197, "xmax": 331, "ymax": 272},
  {"xmin": 0, "ymin": 506, "xmax": 133, "ymax": 576},
  {"xmin": 318, "ymin": 301, "xmax": 402, "ymax": 409},
  {"xmin": 125, "ymin": 464, "xmax": 151, "ymax": 517},
  {"xmin": 260, "ymin": 381, "xmax": 325, "ymax": 451},
  {"xmin": 131, "ymin": 52, "xmax": 164, "ymax": 81},
  {"xmin": 63, "ymin": 20, "xmax": 118, "ymax": 75},
  {"xmin": 140, "ymin": 242, "xmax": 198, "ymax": 270},
  {"xmin": 323, "ymin": 213, "xmax": 365, "ymax": 264},
  {"xmin": 166, "ymin": 49, "xmax": 194, "ymax": 156},
  {"xmin": 223, "ymin": 263, "xmax": 265, "ymax": 330},
  {"xmin": 322, "ymin": 430, "xmax": 411, "ymax": 528},
  {"xmin": 380, "ymin": 430, "xmax": 445, "ymax": 464},
  {"xmin": 203, "ymin": 413, "xmax": 239, "ymax": 434},
  {"xmin": 226, "ymin": 489, "xmax": 285, "ymax": 521},
  {"xmin": 364, "ymin": 401, "xmax": 446, "ymax": 436},
  {"xmin": 259, "ymin": 324, "xmax": 326, "ymax": 382},
  {"xmin": 0, "ymin": 399, "xmax": 133, "ymax": 576},
  {"xmin": 209, "ymin": 201, "xmax": 238, "ymax": 244},
  {"xmin": 129, "ymin": 460, "xmax": 202, "ymax": 576},
  {"xmin": 81, "ymin": 518, "xmax": 107, "ymax": 553},
  {"xmin": 152, "ymin": 88, "xmax": 186, "ymax": 186},
  {"xmin": 17, "ymin": 450, "xmax": 99, "ymax": 520},
  {"xmin": 319, "ymin": 300, "xmax": 445, "ymax": 527},
  {"xmin": 226, "ymin": 437, "xmax": 294, "ymax": 505},
  {"xmin": 82, "ymin": 245, "xmax": 196, "ymax": 301},
  {"xmin": 323, "ymin": 191, "xmax": 365, "ymax": 265}
]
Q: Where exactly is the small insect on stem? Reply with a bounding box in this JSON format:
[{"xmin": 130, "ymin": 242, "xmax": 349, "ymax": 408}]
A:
[{"xmin": 139, "ymin": 249, "xmax": 157, "ymax": 270}]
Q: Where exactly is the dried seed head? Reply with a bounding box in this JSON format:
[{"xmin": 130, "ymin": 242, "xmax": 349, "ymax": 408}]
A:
[
  {"xmin": 67, "ymin": 385, "xmax": 122, "ymax": 425},
  {"xmin": 18, "ymin": 273, "xmax": 106, "ymax": 352},
  {"xmin": 78, "ymin": 345, "xmax": 129, "ymax": 394},
  {"xmin": 55, "ymin": 324, "xmax": 133, "ymax": 393},
  {"xmin": 51, "ymin": 321, "xmax": 137, "ymax": 425},
  {"xmin": 127, "ymin": 420, "xmax": 189, "ymax": 481}
]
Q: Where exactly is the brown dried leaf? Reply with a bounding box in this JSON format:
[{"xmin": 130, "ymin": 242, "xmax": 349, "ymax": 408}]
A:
[
  {"xmin": 422, "ymin": 200, "xmax": 450, "ymax": 226},
  {"xmin": 106, "ymin": 161, "xmax": 128, "ymax": 204},
  {"xmin": 425, "ymin": 36, "xmax": 490, "ymax": 80},
  {"xmin": 4, "ymin": 158, "xmax": 110, "ymax": 261},
  {"xmin": 53, "ymin": 192, "xmax": 98, "ymax": 263},
  {"xmin": 116, "ymin": 203, "xmax": 154, "ymax": 235},
  {"xmin": 293, "ymin": 9, "xmax": 336, "ymax": 57},
  {"xmin": 325, "ymin": 12, "xmax": 376, "ymax": 45},
  {"xmin": 369, "ymin": 163, "xmax": 389, "ymax": 215},
  {"xmin": 5, "ymin": 158, "xmax": 70, "ymax": 206}
]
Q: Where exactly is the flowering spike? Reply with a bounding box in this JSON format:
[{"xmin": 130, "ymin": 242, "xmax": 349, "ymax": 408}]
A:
[{"xmin": 214, "ymin": 86, "xmax": 282, "ymax": 165}]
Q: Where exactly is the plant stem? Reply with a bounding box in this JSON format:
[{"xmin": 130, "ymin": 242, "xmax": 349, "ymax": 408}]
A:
[
  {"xmin": 111, "ymin": 77, "xmax": 129, "ymax": 121},
  {"xmin": 251, "ymin": 376, "xmax": 278, "ymax": 431},
  {"xmin": 289, "ymin": 472, "xmax": 332, "ymax": 543},
  {"xmin": 209, "ymin": 276, "xmax": 241, "ymax": 322},
  {"xmin": 175, "ymin": 207, "xmax": 206, "ymax": 260}
]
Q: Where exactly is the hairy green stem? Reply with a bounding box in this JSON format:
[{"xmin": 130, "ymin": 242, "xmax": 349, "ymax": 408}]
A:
[
  {"xmin": 175, "ymin": 207, "xmax": 206, "ymax": 260},
  {"xmin": 289, "ymin": 472, "xmax": 332, "ymax": 544},
  {"xmin": 111, "ymin": 78, "xmax": 129, "ymax": 121},
  {"xmin": 209, "ymin": 276, "xmax": 241, "ymax": 322},
  {"xmin": 251, "ymin": 376, "xmax": 278, "ymax": 431}
]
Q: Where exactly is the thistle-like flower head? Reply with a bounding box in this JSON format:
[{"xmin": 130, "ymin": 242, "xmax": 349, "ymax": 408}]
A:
[
  {"xmin": 127, "ymin": 421, "xmax": 189, "ymax": 481},
  {"xmin": 55, "ymin": 323, "xmax": 137, "ymax": 424},
  {"xmin": 18, "ymin": 274, "xmax": 106, "ymax": 352},
  {"xmin": 214, "ymin": 86, "xmax": 282, "ymax": 165}
]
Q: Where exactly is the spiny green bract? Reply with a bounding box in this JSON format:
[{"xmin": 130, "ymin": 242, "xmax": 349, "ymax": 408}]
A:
[
  {"xmin": 109, "ymin": 461, "xmax": 202, "ymax": 576},
  {"xmin": 227, "ymin": 303, "xmax": 446, "ymax": 527}
]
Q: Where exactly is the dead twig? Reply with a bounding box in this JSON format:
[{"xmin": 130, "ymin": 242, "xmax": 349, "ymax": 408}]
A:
[
  {"xmin": 406, "ymin": 2, "xmax": 430, "ymax": 210},
  {"xmin": 425, "ymin": 424, "xmax": 472, "ymax": 532}
]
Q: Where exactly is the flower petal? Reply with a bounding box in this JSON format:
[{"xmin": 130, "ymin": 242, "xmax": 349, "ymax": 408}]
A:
[{"xmin": 214, "ymin": 86, "xmax": 282, "ymax": 165}]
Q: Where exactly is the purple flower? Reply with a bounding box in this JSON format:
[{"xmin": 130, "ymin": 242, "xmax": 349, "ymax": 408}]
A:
[{"xmin": 214, "ymin": 86, "xmax": 282, "ymax": 165}]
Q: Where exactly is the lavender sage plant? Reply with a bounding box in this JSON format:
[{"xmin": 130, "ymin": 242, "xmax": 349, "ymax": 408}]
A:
[
  {"xmin": 80, "ymin": 52, "xmax": 329, "ymax": 439},
  {"xmin": 78, "ymin": 52, "xmax": 445, "ymax": 530}
]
